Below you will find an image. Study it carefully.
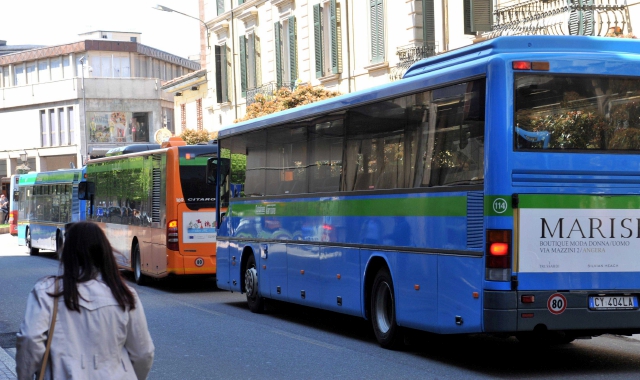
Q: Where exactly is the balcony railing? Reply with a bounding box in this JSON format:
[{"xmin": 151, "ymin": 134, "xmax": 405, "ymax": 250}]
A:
[
  {"xmin": 486, "ymin": 0, "xmax": 632, "ymax": 38},
  {"xmin": 246, "ymin": 81, "xmax": 296, "ymax": 106},
  {"xmin": 390, "ymin": 42, "xmax": 438, "ymax": 81}
]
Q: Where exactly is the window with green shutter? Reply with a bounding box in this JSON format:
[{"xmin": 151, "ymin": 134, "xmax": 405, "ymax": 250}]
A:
[
  {"xmin": 423, "ymin": 0, "xmax": 435, "ymax": 43},
  {"xmin": 226, "ymin": 45, "xmax": 232, "ymax": 102},
  {"xmin": 239, "ymin": 35, "xmax": 247, "ymax": 98},
  {"xmin": 275, "ymin": 21, "xmax": 283, "ymax": 88},
  {"xmin": 370, "ymin": 0, "xmax": 384, "ymax": 64},
  {"xmin": 215, "ymin": 44, "xmax": 230, "ymax": 103},
  {"xmin": 217, "ymin": 0, "xmax": 225, "ymax": 15},
  {"xmin": 247, "ymin": 34, "xmax": 257, "ymax": 90},
  {"xmin": 463, "ymin": 0, "xmax": 492, "ymax": 34},
  {"xmin": 288, "ymin": 16, "xmax": 298, "ymax": 83},
  {"xmin": 329, "ymin": 0, "xmax": 339, "ymax": 74},
  {"xmin": 255, "ymin": 35, "xmax": 262, "ymax": 87},
  {"xmin": 314, "ymin": 0, "xmax": 341, "ymax": 79},
  {"xmin": 313, "ymin": 4, "xmax": 324, "ymax": 78},
  {"xmin": 568, "ymin": 0, "xmax": 594, "ymax": 35},
  {"xmin": 215, "ymin": 45, "xmax": 223, "ymax": 103}
]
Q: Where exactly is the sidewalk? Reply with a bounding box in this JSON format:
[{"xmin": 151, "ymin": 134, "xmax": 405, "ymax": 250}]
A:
[{"xmin": 0, "ymin": 346, "xmax": 16, "ymax": 380}]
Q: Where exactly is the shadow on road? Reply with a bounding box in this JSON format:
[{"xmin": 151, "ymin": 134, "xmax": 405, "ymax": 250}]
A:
[
  {"xmin": 120, "ymin": 271, "xmax": 223, "ymax": 294},
  {"xmin": 226, "ymin": 298, "xmax": 640, "ymax": 377}
]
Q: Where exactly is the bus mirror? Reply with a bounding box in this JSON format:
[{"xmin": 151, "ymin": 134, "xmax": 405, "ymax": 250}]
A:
[
  {"xmin": 206, "ymin": 158, "xmax": 217, "ymax": 185},
  {"xmin": 78, "ymin": 182, "xmax": 95, "ymax": 200}
]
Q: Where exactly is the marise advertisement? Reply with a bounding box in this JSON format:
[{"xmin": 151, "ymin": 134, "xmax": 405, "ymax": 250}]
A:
[{"xmin": 519, "ymin": 208, "xmax": 640, "ymax": 273}]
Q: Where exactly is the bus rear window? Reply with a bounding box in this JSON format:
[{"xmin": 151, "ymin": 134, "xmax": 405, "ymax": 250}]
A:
[
  {"xmin": 514, "ymin": 74, "xmax": 640, "ymax": 151},
  {"xmin": 179, "ymin": 156, "xmax": 215, "ymax": 209}
]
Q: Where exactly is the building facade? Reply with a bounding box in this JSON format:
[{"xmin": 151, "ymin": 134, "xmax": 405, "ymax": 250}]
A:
[
  {"xmin": 0, "ymin": 33, "xmax": 200, "ymax": 176},
  {"xmin": 161, "ymin": 69, "xmax": 210, "ymax": 132},
  {"xmin": 199, "ymin": 0, "xmax": 494, "ymax": 131},
  {"xmin": 192, "ymin": 0, "xmax": 637, "ymax": 136}
]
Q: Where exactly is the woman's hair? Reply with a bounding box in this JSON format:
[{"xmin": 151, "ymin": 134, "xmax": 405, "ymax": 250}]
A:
[{"xmin": 55, "ymin": 221, "xmax": 136, "ymax": 312}]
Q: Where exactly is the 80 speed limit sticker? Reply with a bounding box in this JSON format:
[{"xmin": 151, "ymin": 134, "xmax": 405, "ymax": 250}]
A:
[{"xmin": 547, "ymin": 293, "xmax": 567, "ymax": 315}]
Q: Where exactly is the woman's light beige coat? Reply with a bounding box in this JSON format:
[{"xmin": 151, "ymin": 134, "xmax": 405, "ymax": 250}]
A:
[{"xmin": 16, "ymin": 276, "xmax": 155, "ymax": 380}]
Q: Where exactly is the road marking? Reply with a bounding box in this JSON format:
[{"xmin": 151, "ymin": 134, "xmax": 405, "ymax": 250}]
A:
[
  {"xmin": 271, "ymin": 329, "xmax": 340, "ymax": 350},
  {"xmin": 173, "ymin": 299, "xmax": 224, "ymax": 316},
  {"xmin": 139, "ymin": 289, "xmax": 224, "ymax": 317}
]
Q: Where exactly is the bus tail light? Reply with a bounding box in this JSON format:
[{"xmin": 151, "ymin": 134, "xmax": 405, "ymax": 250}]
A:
[
  {"xmin": 512, "ymin": 61, "xmax": 531, "ymax": 70},
  {"xmin": 9, "ymin": 210, "xmax": 17, "ymax": 226},
  {"xmin": 512, "ymin": 61, "xmax": 549, "ymax": 71},
  {"xmin": 167, "ymin": 220, "xmax": 179, "ymax": 251},
  {"xmin": 486, "ymin": 229, "xmax": 511, "ymax": 281}
]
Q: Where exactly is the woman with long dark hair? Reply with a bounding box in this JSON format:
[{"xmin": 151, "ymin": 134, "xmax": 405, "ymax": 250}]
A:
[{"xmin": 16, "ymin": 221, "xmax": 155, "ymax": 379}]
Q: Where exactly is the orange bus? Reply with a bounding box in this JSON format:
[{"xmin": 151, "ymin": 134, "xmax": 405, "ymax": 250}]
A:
[{"xmin": 80, "ymin": 138, "xmax": 230, "ymax": 284}]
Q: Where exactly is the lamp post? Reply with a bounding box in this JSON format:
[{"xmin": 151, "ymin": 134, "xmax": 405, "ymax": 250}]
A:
[
  {"xmin": 79, "ymin": 55, "xmax": 87, "ymax": 164},
  {"xmin": 153, "ymin": 4, "xmax": 210, "ymax": 49},
  {"xmin": 16, "ymin": 151, "xmax": 30, "ymax": 174}
]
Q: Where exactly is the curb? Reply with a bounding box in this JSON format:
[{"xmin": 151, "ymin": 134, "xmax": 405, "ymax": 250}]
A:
[{"xmin": 0, "ymin": 346, "xmax": 16, "ymax": 379}]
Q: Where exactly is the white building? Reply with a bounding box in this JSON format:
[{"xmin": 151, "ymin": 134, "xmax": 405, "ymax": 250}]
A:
[
  {"xmin": 185, "ymin": 0, "xmax": 636, "ymax": 137},
  {"xmin": 194, "ymin": 0, "xmax": 492, "ymax": 131},
  {"xmin": 0, "ymin": 32, "xmax": 200, "ymax": 176}
]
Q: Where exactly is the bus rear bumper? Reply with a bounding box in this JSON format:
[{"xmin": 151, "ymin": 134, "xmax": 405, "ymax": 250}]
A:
[{"xmin": 484, "ymin": 290, "xmax": 640, "ymax": 334}]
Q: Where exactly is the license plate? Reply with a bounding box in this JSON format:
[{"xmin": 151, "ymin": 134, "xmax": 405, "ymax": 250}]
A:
[{"xmin": 589, "ymin": 296, "xmax": 638, "ymax": 310}]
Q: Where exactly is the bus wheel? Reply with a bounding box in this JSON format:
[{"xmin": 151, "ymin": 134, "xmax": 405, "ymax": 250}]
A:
[
  {"xmin": 26, "ymin": 229, "xmax": 39, "ymax": 256},
  {"xmin": 244, "ymin": 254, "xmax": 264, "ymax": 313},
  {"xmin": 371, "ymin": 268, "xmax": 403, "ymax": 349},
  {"xmin": 133, "ymin": 243, "xmax": 146, "ymax": 286}
]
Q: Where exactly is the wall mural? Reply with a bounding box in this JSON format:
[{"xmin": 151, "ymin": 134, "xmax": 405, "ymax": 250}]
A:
[{"xmin": 87, "ymin": 112, "xmax": 149, "ymax": 143}]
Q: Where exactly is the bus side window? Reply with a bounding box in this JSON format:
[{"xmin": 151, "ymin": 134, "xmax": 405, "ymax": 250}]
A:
[{"xmin": 78, "ymin": 182, "xmax": 95, "ymax": 200}]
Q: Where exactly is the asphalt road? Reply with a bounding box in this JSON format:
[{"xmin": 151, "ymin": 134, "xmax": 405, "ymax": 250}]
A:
[{"xmin": 2, "ymin": 233, "xmax": 640, "ymax": 379}]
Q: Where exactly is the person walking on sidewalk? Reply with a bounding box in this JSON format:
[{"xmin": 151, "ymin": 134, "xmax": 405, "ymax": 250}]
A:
[
  {"xmin": 15, "ymin": 221, "xmax": 155, "ymax": 380},
  {"xmin": 0, "ymin": 194, "xmax": 8, "ymax": 224}
]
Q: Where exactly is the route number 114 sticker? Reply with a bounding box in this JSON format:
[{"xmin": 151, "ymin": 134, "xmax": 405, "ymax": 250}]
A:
[{"xmin": 547, "ymin": 293, "xmax": 567, "ymax": 315}]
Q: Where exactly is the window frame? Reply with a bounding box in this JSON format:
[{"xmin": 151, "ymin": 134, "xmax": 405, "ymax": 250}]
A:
[{"xmin": 369, "ymin": 0, "xmax": 385, "ymax": 64}]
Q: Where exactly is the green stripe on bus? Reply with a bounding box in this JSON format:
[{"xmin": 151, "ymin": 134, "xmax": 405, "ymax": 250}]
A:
[
  {"xmin": 230, "ymin": 196, "xmax": 467, "ymax": 217},
  {"xmin": 18, "ymin": 175, "xmax": 37, "ymax": 185},
  {"xmin": 179, "ymin": 157, "xmax": 209, "ymax": 166},
  {"xmin": 35, "ymin": 172, "xmax": 77, "ymax": 183},
  {"xmin": 519, "ymin": 194, "xmax": 640, "ymax": 209}
]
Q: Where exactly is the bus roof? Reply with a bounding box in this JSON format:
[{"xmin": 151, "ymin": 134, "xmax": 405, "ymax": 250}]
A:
[
  {"xmin": 88, "ymin": 143, "xmax": 219, "ymax": 165},
  {"xmin": 18, "ymin": 169, "xmax": 82, "ymax": 185},
  {"xmin": 106, "ymin": 144, "xmax": 161, "ymax": 156},
  {"xmin": 218, "ymin": 35, "xmax": 640, "ymax": 140},
  {"xmin": 403, "ymin": 35, "xmax": 640, "ymax": 79}
]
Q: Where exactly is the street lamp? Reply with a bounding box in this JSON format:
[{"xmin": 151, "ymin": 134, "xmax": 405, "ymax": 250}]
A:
[
  {"xmin": 79, "ymin": 56, "xmax": 87, "ymax": 163},
  {"xmin": 153, "ymin": 4, "xmax": 210, "ymax": 49},
  {"xmin": 16, "ymin": 150, "xmax": 30, "ymax": 174}
]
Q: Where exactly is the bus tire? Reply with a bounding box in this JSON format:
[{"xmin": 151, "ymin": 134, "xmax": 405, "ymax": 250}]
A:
[
  {"xmin": 26, "ymin": 228, "xmax": 39, "ymax": 256},
  {"xmin": 370, "ymin": 267, "xmax": 403, "ymax": 349},
  {"xmin": 133, "ymin": 243, "xmax": 146, "ymax": 286},
  {"xmin": 244, "ymin": 254, "xmax": 264, "ymax": 313}
]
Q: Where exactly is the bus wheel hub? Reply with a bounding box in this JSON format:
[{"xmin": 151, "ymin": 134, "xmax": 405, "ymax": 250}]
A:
[{"xmin": 245, "ymin": 267, "xmax": 258, "ymax": 297}]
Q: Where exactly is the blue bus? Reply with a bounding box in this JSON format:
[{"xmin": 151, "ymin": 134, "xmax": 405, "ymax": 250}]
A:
[
  {"xmin": 17, "ymin": 169, "xmax": 87, "ymax": 256},
  {"xmin": 214, "ymin": 35, "xmax": 640, "ymax": 347}
]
